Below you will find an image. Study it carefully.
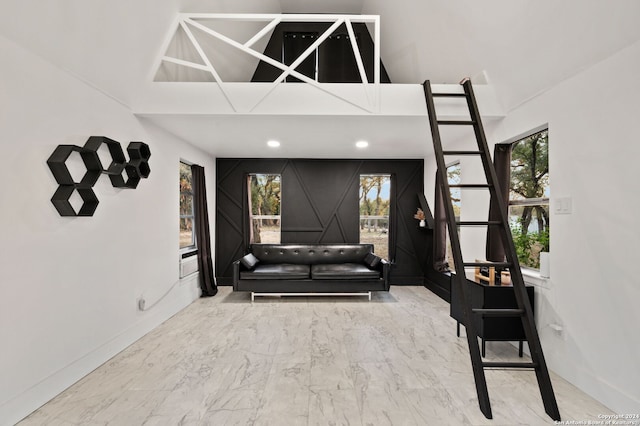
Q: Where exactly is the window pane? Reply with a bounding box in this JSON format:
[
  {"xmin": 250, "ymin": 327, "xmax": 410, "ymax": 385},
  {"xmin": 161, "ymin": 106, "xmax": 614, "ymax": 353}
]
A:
[
  {"xmin": 180, "ymin": 194, "xmax": 193, "ymax": 216},
  {"xmin": 249, "ymin": 174, "xmax": 281, "ymax": 244},
  {"xmin": 180, "ymin": 163, "xmax": 192, "ymax": 193},
  {"xmin": 180, "ymin": 217, "xmax": 194, "ymax": 248},
  {"xmin": 359, "ymin": 175, "xmax": 391, "ymax": 260},
  {"xmin": 509, "ymin": 129, "xmax": 549, "ymax": 269},
  {"xmin": 179, "ymin": 162, "xmax": 195, "ymax": 249},
  {"xmin": 509, "ymin": 204, "xmax": 549, "ymax": 269}
]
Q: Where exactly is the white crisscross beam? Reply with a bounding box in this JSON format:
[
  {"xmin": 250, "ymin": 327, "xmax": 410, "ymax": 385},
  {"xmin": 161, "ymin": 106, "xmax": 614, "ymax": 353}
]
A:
[{"xmin": 155, "ymin": 13, "xmax": 381, "ymax": 113}]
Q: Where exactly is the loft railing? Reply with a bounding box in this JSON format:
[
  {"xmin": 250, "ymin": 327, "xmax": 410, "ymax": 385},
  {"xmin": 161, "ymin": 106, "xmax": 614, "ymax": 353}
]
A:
[{"xmin": 153, "ymin": 14, "xmax": 381, "ymax": 113}]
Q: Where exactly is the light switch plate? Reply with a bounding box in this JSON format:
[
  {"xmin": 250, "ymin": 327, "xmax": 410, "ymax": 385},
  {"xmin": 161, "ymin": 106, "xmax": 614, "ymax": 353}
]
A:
[{"xmin": 555, "ymin": 197, "xmax": 572, "ymax": 215}]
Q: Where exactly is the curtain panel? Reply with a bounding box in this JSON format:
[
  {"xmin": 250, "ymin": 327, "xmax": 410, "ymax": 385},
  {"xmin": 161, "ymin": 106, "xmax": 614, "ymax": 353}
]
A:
[
  {"xmin": 192, "ymin": 165, "xmax": 218, "ymax": 297},
  {"xmin": 486, "ymin": 144, "xmax": 512, "ymax": 262}
]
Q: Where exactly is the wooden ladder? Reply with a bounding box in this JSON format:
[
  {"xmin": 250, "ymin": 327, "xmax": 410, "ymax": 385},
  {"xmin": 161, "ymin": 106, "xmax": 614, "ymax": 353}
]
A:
[{"xmin": 423, "ymin": 79, "xmax": 561, "ymax": 421}]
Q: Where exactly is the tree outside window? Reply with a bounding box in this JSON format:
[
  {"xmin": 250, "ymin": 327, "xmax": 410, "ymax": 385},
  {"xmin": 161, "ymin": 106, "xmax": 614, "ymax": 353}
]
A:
[
  {"xmin": 249, "ymin": 174, "xmax": 281, "ymax": 244},
  {"xmin": 509, "ymin": 129, "xmax": 549, "ymax": 269},
  {"xmin": 180, "ymin": 162, "xmax": 195, "ymax": 249},
  {"xmin": 359, "ymin": 175, "xmax": 391, "ymax": 259}
]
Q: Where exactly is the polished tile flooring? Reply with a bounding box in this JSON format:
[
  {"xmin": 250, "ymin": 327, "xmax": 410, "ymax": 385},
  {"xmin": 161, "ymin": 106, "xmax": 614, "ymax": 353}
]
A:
[{"xmin": 20, "ymin": 286, "xmax": 612, "ymax": 425}]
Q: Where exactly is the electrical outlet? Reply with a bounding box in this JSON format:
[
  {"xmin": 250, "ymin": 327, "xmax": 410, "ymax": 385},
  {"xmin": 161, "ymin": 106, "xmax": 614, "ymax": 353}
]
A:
[{"xmin": 137, "ymin": 298, "xmax": 146, "ymax": 311}]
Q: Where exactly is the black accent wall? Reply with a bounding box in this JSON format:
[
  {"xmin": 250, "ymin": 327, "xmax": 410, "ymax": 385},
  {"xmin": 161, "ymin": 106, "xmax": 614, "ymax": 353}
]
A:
[
  {"xmin": 216, "ymin": 158, "xmax": 431, "ymax": 285},
  {"xmin": 251, "ymin": 22, "xmax": 391, "ymax": 83}
]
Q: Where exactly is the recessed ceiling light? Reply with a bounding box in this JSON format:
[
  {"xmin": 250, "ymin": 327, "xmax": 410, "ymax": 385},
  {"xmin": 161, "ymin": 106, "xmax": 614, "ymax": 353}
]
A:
[
  {"xmin": 267, "ymin": 140, "xmax": 280, "ymax": 148},
  {"xmin": 356, "ymin": 140, "xmax": 369, "ymax": 148}
]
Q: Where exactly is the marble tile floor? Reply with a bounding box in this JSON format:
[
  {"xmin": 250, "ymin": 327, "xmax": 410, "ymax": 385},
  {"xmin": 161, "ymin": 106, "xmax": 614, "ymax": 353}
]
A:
[{"xmin": 19, "ymin": 286, "xmax": 613, "ymax": 425}]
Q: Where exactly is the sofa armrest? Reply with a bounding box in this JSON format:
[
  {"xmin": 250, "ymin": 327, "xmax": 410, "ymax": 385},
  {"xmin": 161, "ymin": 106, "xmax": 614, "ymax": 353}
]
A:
[
  {"xmin": 232, "ymin": 260, "xmax": 242, "ymax": 290},
  {"xmin": 379, "ymin": 259, "xmax": 391, "ymax": 290}
]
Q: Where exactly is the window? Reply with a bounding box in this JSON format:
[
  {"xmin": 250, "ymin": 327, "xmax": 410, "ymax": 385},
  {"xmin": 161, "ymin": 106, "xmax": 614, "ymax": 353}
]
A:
[
  {"xmin": 359, "ymin": 174, "xmax": 391, "ymax": 259},
  {"xmin": 249, "ymin": 174, "xmax": 281, "ymax": 243},
  {"xmin": 508, "ymin": 129, "xmax": 549, "ymax": 269},
  {"xmin": 179, "ymin": 162, "xmax": 195, "ymax": 249}
]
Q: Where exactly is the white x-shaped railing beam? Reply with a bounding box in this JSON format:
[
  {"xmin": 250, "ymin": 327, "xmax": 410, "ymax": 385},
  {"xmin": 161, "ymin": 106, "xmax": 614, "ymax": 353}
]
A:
[{"xmin": 155, "ymin": 14, "xmax": 381, "ymax": 113}]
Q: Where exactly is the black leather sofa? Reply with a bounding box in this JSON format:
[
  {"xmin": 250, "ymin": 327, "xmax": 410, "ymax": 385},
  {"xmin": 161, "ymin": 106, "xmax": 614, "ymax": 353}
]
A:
[{"xmin": 233, "ymin": 243, "xmax": 390, "ymax": 300}]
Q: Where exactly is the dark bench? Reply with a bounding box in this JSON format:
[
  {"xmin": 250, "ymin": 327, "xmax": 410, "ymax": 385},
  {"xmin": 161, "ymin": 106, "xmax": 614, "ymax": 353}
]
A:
[{"xmin": 233, "ymin": 243, "xmax": 390, "ymax": 301}]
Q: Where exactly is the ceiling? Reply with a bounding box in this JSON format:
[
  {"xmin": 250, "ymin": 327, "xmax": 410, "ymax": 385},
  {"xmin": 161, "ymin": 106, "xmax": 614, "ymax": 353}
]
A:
[{"xmin": 2, "ymin": 0, "xmax": 640, "ymax": 158}]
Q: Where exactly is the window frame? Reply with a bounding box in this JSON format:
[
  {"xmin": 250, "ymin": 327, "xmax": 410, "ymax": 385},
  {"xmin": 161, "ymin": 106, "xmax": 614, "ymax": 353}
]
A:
[
  {"xmin": 358, "ymin": 174, "xmax": 391, "ymax": 260},
  {"xmin": 248, "ymin": 173, "xmax": 282, "ymax": 244},
  {"xmin": 179, "ymin": 161, "xmax": 196, "ymax": 252},
  {"xmin": 502, "ymin": 125, "xmax": 549, "ymax": 271}
]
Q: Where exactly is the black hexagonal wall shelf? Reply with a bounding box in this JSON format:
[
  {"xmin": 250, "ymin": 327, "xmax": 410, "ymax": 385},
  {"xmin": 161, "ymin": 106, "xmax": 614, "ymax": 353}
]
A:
[
  {"xmin": 109, "ymin": 165, "xmax": 140, "ymax": 189},
  {"xmin": 48, "ymin": 137, "xmax": 151, "ymax": 217},
  {"xmin": 51, "ymin": 185, "xmax": 99, "ymax": 217},
  {"xmin": 83, "ymin": 136, "xmax": 127, "ymax": 175},
  {"xmin": 47, "ymin": 145, "xmax": 102, "ymax": 188},
  {"xmin": 127, "ymin": 142, "xmax": 151, "ymax": 161}
]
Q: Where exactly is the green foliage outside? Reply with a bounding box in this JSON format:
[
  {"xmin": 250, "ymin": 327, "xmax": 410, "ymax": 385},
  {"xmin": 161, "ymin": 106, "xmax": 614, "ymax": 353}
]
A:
[
  {"xmin": 509, "ymin": 130, "xmax": 549, "ymax": 268},
  {"xmin": 360, "ymin": 175, "xmax": 390, "ymax": 259},
  {"xmin": 359, "ymin": 176, "xmax": 390, "ymax": 219},
  {"xmin": 511, "ymin": 219, "xmax": 549, "ymax": 269},
  {"xmin": 250, "ymin": 174, "xmax": 281, "ymax": 216},
  {"xmin": 179, "ymin": 163, "xmax": 194, "ymax": 248},
  {"xmin": 250, "ymin": 174, "xmax": 281, "ymax": 243}
]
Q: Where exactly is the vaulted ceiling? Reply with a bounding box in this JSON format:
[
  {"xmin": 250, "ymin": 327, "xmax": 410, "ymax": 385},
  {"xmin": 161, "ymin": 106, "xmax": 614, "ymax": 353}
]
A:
[{"xmin": 2, "ymin": 0, "xmax": 640, "ymax": 157}]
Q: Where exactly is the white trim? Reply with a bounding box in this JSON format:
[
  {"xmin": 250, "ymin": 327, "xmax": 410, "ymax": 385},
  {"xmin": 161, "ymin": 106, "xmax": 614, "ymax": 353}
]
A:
[
  {"xmin": 161, "ymin": 56, "xmax": 209, "ymax": 72},
  {"xmin": 179, "ymin": 20, "xmax": 237, "ymax": 112},
  {"xmin": 251, "ymin": 291, "xmax": 371, "ymax": 302},
  {"xmin": 498, "ymin": 123, "xmax": 549, "ymax": 146},
  {"xmin": 521, "ymin": 268, "xmax": 549, "ymax": 289},
  {"xmin": 244, "ymin": 17, "xmax": 281, "ymax": 48}
]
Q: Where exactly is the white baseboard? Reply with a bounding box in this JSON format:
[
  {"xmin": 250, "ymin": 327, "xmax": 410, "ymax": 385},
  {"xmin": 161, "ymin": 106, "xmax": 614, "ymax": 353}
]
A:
[{"xmin": 0, "ymin": 280, "xmax": 200, "ymax": 426}]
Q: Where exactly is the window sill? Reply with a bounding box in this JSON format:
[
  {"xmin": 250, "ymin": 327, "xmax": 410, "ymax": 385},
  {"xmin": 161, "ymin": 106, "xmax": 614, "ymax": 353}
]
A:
[{"xmin": 521, "ymin": 268, "xmax": 549, "ymax": 289}]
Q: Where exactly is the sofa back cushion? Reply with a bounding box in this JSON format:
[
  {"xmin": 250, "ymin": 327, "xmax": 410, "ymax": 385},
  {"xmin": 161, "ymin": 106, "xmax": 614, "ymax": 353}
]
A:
[{"xmin": 250, "ymin": 244, "xmax": 374, "ymax": 265}]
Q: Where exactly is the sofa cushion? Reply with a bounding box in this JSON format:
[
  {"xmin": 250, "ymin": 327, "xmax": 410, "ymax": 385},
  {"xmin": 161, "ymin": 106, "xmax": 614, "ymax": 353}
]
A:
[
  {"xmin": 311, "ymin": 263, "xmax": 381, "ymax": 280},
  {"xmin": 250, "ymin": 244, "xmax": 373, "ymax": 265},
  {"xmin": 240, "ymin": 253, "xmax": 260, "ymax": 270},
  {"xmin": 240, "ymin": 264, "xmax": 310, "ymax": 280},
  {"xmin": 364, "ymin": 252, "xmax": 381, "ymax": 268}
]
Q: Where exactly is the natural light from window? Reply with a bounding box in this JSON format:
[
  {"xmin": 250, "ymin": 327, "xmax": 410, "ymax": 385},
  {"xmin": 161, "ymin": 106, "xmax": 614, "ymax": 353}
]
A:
[
  {"xmin": 508, "ymin": 129, "xmax": 549, "ymax": 270},
  {"xmin": 359, "ymin": 174, "xmax": 390, "ymax": 260},
  {"xmin": 179, "ymin": 162, "xmax": 195, "ymax": 249},
  {"xmin": 249, "ymin": 174, "xmax": 281, "ymax": 244}
]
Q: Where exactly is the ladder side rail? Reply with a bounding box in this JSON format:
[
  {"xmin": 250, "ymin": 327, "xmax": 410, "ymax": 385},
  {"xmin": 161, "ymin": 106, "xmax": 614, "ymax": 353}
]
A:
[
  {"xmin": 423, "ymin": 80, "xmax": 493, "ymax": 419},
  {"xmin": 462, "ymin": 80, "xmax": 534, "ymax": 325},
  {"xmin": 462, "ymin": 80, "xmax": 561, "ymax": 421}
]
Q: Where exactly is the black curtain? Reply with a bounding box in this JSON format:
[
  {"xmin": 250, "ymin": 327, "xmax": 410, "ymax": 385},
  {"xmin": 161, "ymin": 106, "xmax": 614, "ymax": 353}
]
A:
[
  {"xmin": 318, "ymin": 31, "xmax": 360, "ymax": 83},
  {"xmin": 192, "ymin": 165, "xmax": 217, "ymax": 297},
  {"xmin": 283, "ymin": 32, "xmax": 317, "ymax": 82},
  {"xmin": 433, "ymin": 172, "xmax": 449, "ymax": 272},
  {"xmin": 486, "ymin": 144, "xmax": 512, "ymax": 262}
]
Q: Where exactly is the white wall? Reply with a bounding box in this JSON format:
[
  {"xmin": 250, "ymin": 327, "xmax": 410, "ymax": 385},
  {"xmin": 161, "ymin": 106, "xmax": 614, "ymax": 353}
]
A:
[
  {"xmin": 0, "ymin": 35, "xmax": 216, "ymax": 425},
  {"xmin": 426, "ymin": 40, "xmax": 640, "ymax": 411}
]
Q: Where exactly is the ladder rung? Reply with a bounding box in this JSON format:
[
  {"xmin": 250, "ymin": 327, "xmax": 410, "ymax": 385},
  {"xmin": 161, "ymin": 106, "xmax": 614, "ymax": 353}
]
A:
[
  {"xmin": 472, "ymin": 309, "xmax": 525, "ymax": 317},
  {"xmin": 443, "ymin": 150, "xmax": 483, "ymax": 156},
  {"xmin": 463, "ymin": 261, "xmax": 511, "ymax": 268},
  {"xmin": 437, "ymin": 120, "xmax": 476, "ymax": 125},
  {"xmin": 449, "ymin": 184, "xmax": 491, "ymax": 189},
  {"xmin": 432, "ymin": 92, "xmax": 467, "ymax": 98},
  {"xmin": 456, "ymin": 221, "xmax": 502, "ymax": 226},
  {"xmin": 482, "ymin": 362, "xmax": 538, "ymax": 370}
]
